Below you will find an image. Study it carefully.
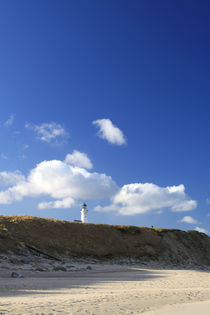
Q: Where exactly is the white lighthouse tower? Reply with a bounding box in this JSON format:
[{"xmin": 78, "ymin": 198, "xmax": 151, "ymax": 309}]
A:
[{"xmin": 81, "ymin": 203, "xmax": 88, "ymax": 223}]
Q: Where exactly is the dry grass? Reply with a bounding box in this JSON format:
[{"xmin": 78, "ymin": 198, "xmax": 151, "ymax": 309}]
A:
[{"xmin": 0, "ymin": 215, "xmax": 210, "ymax": 265}]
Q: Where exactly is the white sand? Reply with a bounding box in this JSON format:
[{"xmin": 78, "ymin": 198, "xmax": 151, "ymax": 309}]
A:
[
  {"xmin": 145, "ymin": 300, "xmax": 210, "ymax": 314},
  {"xmin": 0, "ymin": 265, "xmax": 210, "ymax": 314}
]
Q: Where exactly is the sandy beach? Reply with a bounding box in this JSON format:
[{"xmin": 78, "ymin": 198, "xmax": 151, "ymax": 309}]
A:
[{"xmin": 0, "ymin": 264, "xmax": 210, "ymax": 314}]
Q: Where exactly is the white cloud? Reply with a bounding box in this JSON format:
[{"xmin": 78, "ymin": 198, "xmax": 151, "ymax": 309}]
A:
[
  {"xmin": 25, "ymin": 122, "xmax": 69, "ymax": 144},
  {"xmin": 0, "ymin": 190, "xmax": 14, "ymax": 204},
  {"xmin": 0, "ymin": 152, "xmax": 197, "ymax": 216},
  {"xmin": 65, "ymin": 150, "xmax": 93, "ymax": 169},
  {"xmin": 171, "ymin": 200, "xmax": 197, "ymax": 212},
  {"xmin": 4, "ymin": 114, "xmax": 15, "ymax": 127},
  {"xmin": 38, "ymin": 197, "xmax": 75, "ymax": 209},
  {"xmin": 93, "ymin": 118, "xmax": 126, "ymax": 145},
  {"xmin": 195, "ymin": 227, "xmax": 208, "ymax": 234},
  {"xmin": 95, "ymin": 183, "xmax": 197, "ymax": 215},
  {"xmin": 0, "ymin": 156, "xmax": 118, "ymax": 207},
  {"xmin": 179, "ymin": 216, "xmax": 198, "ymax": 224},
  {"xmin": 0, "ymin": 171, "xmax": 25, "ymax": 186}
]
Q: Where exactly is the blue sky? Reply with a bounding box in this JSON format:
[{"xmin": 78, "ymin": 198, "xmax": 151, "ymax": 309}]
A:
[{"xmin": 0, "ymin": 0, "xmax": 210, "ymax": 234}]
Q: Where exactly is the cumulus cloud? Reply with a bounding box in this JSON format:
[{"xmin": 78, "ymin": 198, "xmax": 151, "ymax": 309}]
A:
[
  {"xmin": 95, "ymin": 183, "xmax": 197, "ymax": 215},
  {"xmin": 0, "ymin": 151, "xmax": 197, "ymax": 216},
  {"xmin": 38, "ymin": 197, "xmax": 75, "ymax": 209},
  {"xmin": 93, "ymin": 118, "xmax": 126, "ymax": 145},
  {"xmin": 0, "ymin": 155, "xmax": 118, "ymax": 208},
  {"xmin": 179, "ymin": 216, "xmax": 198, "ymax": 224},
  {"xmin": 65, "ymin": 150, "xmax": 93, "ymax": 169},
  {"xmin": 0, "ymin": 171, "xmax": 25, "ymax": 186},
  {"xmin": 195, "ymin": 227, "xmax": 208, "ymax": 234},
  {"xmin": 0, "ymin": 190, "xmax": 15, "ymax": 204},
  {"xmin": 4, "ymin": 114, "xmax": 15, "ymax": 127},
  {"xmin": 25, "ymin": 122, "xmax": 69, "ymax": 144}
]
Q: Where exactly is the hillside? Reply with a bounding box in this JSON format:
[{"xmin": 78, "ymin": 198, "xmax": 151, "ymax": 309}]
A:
[{"xmin": 0, "ymin": 215, "xmax": 210, "ymax": 266}]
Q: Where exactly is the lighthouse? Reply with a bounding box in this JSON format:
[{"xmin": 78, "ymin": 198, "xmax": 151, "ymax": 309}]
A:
[{"xmin": 81, "ymin": 203, "xmax": 88, "ymax": 223}]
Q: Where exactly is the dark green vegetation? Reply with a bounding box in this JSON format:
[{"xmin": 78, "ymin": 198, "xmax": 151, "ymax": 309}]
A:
[{"xmin": 0, "ymin": 215, "xmax": 210, "ymax": 265}]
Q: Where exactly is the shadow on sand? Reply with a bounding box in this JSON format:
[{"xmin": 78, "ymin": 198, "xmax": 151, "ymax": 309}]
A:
[{"xmin": 0, "ymin": 267, "xmax": 166, "ymax": 297}]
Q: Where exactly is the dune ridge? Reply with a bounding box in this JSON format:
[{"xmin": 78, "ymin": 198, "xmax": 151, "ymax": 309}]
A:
[{"xmin": 0, "ymin": 215, "xmax": 210, "ymax": 266}]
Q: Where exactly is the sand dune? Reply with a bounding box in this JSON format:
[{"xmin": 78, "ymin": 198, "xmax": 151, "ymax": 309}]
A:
[
  {"xmin": 1, "ymin": 215, "xmax": 210, "ymax": 266},
  {"xmin": 0, "ymin": 264, "xmax": 210, "ymax": 314}
]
